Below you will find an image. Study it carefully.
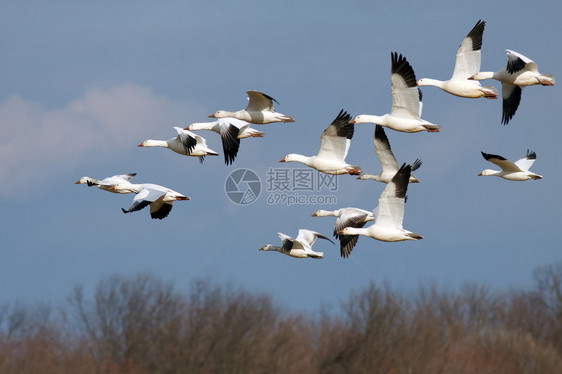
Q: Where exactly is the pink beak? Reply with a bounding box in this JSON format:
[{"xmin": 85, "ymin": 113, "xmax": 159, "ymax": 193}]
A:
[
  {"xmin": 279, "ymin": 158, "xmax": 286, "ymax": 162},
  {"xmin": 183, "ymin": 125, "xmax": 190, "ymax": 130},
  {"xmin": 349, "ymin": 119, "xmax": 356, "ymax": 124}
]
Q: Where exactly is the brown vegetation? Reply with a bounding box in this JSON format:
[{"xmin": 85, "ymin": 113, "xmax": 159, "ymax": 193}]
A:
[{"xmin": 1, "ymin": 263, "xmax": 562, "ymax": 373}]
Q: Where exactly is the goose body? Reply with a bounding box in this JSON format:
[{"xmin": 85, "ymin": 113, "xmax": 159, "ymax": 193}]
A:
[
  {"xmin": 478, "ymin": 150, "xmax": 542, "ymax": 181},
  {"xmin": 469, "ymin": 50, "xmax": 555, "ymax": 124},
  {"xmin": 111, "ymin": 183, "xmax": 190, "ymax": 219},
  {"xmin": 186, "ymin": 118, "xmax": 265, "ymax": 165},
  {"xmin": 357, "ymin": 125, "xmax": 422, "ymax": 183},
  {"xmin": 259, "ymin": 229, "xmax": 334, "ymax": 259},
  {"xmin": 75, "ymin": 173, "xmax": 137, "ymax": 193},
  {"xmin": 209, "ymin": 90, "xmax": 294, "ymax": 124},
  {"xmin": 350, "ymin": 52, "xmax": 440, "ymax": 133},
  {"xmin": 417, "ymin": 20, "xmax": 498, "ymax": 99},
  {"xmin": 280, "ymin": 109, "xmax": 362, "ymax": 175},
  {"xmin": 138, "ymin": 127, "xmax": 219, "ymax": 162},
  {"xmin": 312, "ymin": 208, "xmax": 374, "ymax": 258},
  {"xmin": 338, "ymin": 163, "xmax": 422, "ymax": 250}
]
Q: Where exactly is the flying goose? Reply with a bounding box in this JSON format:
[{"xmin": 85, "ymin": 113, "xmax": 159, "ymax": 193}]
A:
[
  {"xmin": 138, "ymin": 127, "xmax": 219, "ymax": 163},
  {"xmin": 208, "ymin": 90, "xmax": 295, "ymax": 124},
  {"xmin": 259, "ymin": 229, "xmax": 334, "ymax": 259},
  {"xmin": 338, "ymin": 163, "xmax": 423, "ymax": 249},
  {"xmin": 469, "ymin": 50, "xmax": 555, "ymax": 124},
  {"xmin": 185, "ymin": 118, "xmax": 264, "ymax": 165},
  {"xmin": 417, "ymin": 20, "xmax": 498, "ymax": 99},
  {"xmin": 75, "ymin": 173, "xmax": 137, "ymax": 193},
  {"xmin": 279, "ymin": 109, "xmax": 362, "ymax": 175},
  {"xmin": 350, "ymin": 52, "xmax": 441, "ymax": 133},
  {"xmin": 357, "ymin": 125, "xmax": 422, "ymax": 183},
  {"xmin": 110, "ymin": 183, "xmax": 190, "ymax": 219},
  {"xmin": 312, "ymin": 208, "xmax": 375, "ymax": 258},
  {"xmin": 478, "ymin": 150, "xmax": 542, "ymax": 181}
]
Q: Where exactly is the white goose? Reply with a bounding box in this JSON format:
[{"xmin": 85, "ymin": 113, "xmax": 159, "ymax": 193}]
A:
[
  {"xmin": 110, "ymin": 183, "xmax": 190, "ymax": 219},
  {"xmin": 279, "ymin": 109, "xmax": 362, "ymax": 175},
  {"xmin": 478, "ymin": 150, "xmax": 542, "ymax": 181},
  {"xmin": 259, "ymin": 229, "xmax": 334, "ymax": 259},
  {"xmin": 417, "ymin": 20, "xmax": 498, "ymax": 99},
  {"xmin": 185, "ymin": 118, "xmax": 265, "ymax": 165},
  {"xmin": 75, "ymin": 173, "xmax": 137, "ymax": 193},
  {"xmin": 338, "ymin": 163, "xmax": 423, "ymax": 249},
  {"xmin": 469, "ymin": 50, "xmax": 555, "ymax": 124},
  {"xmin": 357, "ymin": 125, "xmax": 422, "ymax": 183},
  {"xmin": 208, "ymin": 90, "xmax": 294, "ymax": 124},
  {"xmin": 350, "ymin": 52, "xmax": 440, "ymax": 133},
  {"xmin": 138, "ymin": 127, "xmax": 219, "ymax": 163},
  {"xmin": 312, "ymin": 208, "xmax": 375, "ymax": 258}
]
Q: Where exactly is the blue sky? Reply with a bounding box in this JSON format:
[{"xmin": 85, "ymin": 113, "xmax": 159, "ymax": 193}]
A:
[{"xmin": 1, "ymin": 1, "xmax": 560, "ymax": 312}]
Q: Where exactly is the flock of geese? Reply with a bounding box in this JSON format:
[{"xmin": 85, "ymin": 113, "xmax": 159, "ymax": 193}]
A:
[{"xmin": 76, "ymin": 20, "xmax": 554, "ymax": 259}]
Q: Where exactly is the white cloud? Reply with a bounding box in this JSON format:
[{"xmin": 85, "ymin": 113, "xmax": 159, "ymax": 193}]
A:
[{"xmin": 0, "ymin": 84, "xmax": 201, "ymax": 197}]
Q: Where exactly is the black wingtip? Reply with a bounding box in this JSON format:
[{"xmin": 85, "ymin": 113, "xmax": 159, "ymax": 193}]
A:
[
  {"xmin": 374, "ymin": 124, "xmax": 386, "ymax": 139},
  {"xmin": 391, "ymin": 52, "xmax": 417, "ymax": 87},
  {"xmin": 411, "ymin": 158, "xmax": 422, "ymax": 171},
  {"xmin": 506, "ymin": 55, "xmax": 526, "ymax": 75},
  {"xmin": 182, "ymin": 133, "xmax": 198, "ymax": 155},
  {"xmin": 392, "ymin": 163, "xmax": 412, "ymax": 198},
  {"xmin": 222, "ymin": 124, "xmax": 241, "ymax": 165},
  {"xmin": 150, "ymin": 204, "xmax": 172, "ymax": 220},
  {"xmin": 526, "ymin": 149, "xmax": 536, "ymax": 160},
  {"xmin": 262, "ymin": 92, "xmax": 279, "ymax": 105},
  {"xmin": 466, "ymin": 19, "xmax": 486, "ymax": 51},
  {"xmin": 331, "ymin": 109, "xmax": 354, "ymax": 139},
  {"xmin": 339, "ymin": 234, "xmax": 359, "ymax": 259},
  {"xmin": 481, "ymin": 151, "xmax": 506, "ymax": 161},
  {"xmin": 374, "ymin": 124, "xmax": 392, "ymax": 151},
  {"xmin": 501, "ymin": 86, "xmax": 522, "ymax": 125},
  {"xmin": 121, "ymin": 208, "xmax": 129, "ymax": 214},
  {"xmin": 251, "ymin": 91, "xmax": 279, "ymax": 105}
]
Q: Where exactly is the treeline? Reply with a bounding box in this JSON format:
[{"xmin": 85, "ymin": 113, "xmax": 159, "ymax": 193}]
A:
[{"xmin": 1, "ymin": 263, "xmax": 561, "ymax": 373}]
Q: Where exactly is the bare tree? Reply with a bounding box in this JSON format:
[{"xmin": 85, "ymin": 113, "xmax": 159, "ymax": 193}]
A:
[{"xmin": 2, "ymin": 264, "xmax": 562, "ymax": 373}]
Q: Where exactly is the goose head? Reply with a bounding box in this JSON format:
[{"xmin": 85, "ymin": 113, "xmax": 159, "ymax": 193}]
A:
[
  {"xmin": 349, "ymin": 115, "xmax": 379, "ymax": 125},
  {"xmin": 337, "ymin": 227, "xmax": 361, "ymax": 236},
  {"xmin": 75, "ymin": 176, "xmax": 92, "ymax": 184},
  {"xmin": 416, "ymin": 78, "xmax": 435, "ymax": 87},
  {"xmin": 311, "ymin": 209, "xmax": 334, "ymax": 217},
  {"xmin": 478, "ymin": 169, "xmax": 496, "ymax": 176},
  {"xmin": 185, "ymin": 122, "xmax": 211, "ymax": 131},
  {"xmin": 259, "ymin": 244, "xmax": 275, "ymax": 252},
  {"xmin": 279, "ymin": 153, "xmax": 302, "ymax": 163},
  {"xmin": 208, "ymin": 110, "xmax": 230, "ymax": 119}
]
